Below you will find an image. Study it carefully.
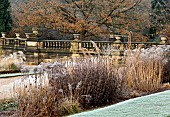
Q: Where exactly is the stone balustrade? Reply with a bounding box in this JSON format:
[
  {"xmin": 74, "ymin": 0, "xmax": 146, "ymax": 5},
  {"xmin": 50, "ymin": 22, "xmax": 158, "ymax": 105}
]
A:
[{"xmin": 0, "ymin": 32, "xmax": 169, "ymax": 64}]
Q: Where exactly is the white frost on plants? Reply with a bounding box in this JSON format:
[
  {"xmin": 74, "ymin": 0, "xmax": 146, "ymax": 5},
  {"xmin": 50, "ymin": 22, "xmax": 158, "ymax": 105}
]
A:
[{"xmin": 124, "ymin": 45, "xmax": 170, "ymax": 64}]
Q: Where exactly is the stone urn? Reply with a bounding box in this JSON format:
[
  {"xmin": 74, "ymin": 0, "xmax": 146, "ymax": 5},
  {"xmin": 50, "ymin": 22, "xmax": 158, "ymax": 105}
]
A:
[
  {"xmin": 25, "ymin": 33, "xmax": 32, "ymax": 38},
  {"xmin": 73, "ymin": 34, "xmax": 80, "ymax": 40},
  {"xmin": 109, "ymin": 34, "xmax": 114, "ymax": 39},
  {"xmin": 32, "ymin": 27, "xmax": 39, "ymax": 37},
  {"xmin": 1, "ymin": 32, "xmax": 6, "ymax": 38},
  {"xmin": 15, "ymin": 33, "xmax": 20, "ymax": 38},
  {"xmin": 114, "ymin": 35, "xmax": 121, "ymax": 43},
  {"xmin": 33, "ymin": 30, "xmax": 39, "ymax": 35},
  {"xmin": 160, "ymin": 36, "xmax": 167, "ymax": 44}
]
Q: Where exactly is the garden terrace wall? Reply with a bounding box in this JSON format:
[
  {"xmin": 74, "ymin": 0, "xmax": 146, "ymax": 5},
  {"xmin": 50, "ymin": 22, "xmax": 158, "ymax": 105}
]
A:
[{"xmin": 0, "ymin": 33, "xmax": 169, "ymax": 64}]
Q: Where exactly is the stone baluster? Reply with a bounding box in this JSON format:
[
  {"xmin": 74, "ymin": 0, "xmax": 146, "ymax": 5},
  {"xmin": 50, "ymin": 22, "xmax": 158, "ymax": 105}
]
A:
[
  {"xmin": 40, "ymin": 42, "xmax": 43, "ymax": 48},
  {"xmin": 0, "ymin": 32, "xmax": 6, "ymax": 55}
]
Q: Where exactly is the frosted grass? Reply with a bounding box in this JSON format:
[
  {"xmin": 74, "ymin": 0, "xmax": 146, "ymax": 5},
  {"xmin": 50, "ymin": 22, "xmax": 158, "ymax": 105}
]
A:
[{"xmin": 68, "ymin": 90, "xmax": 170, "ymax": 117}]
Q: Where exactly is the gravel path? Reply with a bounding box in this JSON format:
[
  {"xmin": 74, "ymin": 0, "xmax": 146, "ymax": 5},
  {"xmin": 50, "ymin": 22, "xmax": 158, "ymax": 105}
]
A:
[
  {"xmin": 68, "ymin": 90, "xmax": 170, "ymax": 117},
  {"xmin": 0, "ymin": 73, "xmax": 48, "ymax": 100},
  {"xmin": 0, "ymin": 76, "xmax": 22, "ymax": 99},
  {"xmin": 0, "ymin": 77, "xmax": 21, "ymax": 86}
]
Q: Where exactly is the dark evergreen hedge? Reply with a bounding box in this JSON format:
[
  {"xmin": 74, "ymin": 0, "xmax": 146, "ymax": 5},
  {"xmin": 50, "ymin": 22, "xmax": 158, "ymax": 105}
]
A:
[{"xmin": 0, "ymin": 0, "xmax": 12, "ymax": 33}]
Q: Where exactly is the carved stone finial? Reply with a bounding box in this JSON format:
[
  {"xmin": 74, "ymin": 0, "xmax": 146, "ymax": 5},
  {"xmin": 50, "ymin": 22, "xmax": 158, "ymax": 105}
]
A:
[
  {"xmin": 73, "ymin": 34, "xmax": 80, "ymax": 40},
  {"xmin": 114, "ymin": 35, "xmax": 122, "ymax": 43},
  {"xmin": 109, "ymin": 34, "xmax": 114, "ymax": 39},
  {"xmin": 25, "ymin": 33, "xmax": 32, "ymax": 38},
  {"xmin": 160, "ymin": 36, "xmax": 167, "ymax": 45},
  {"xmin": 32, "ymin": 27, "xmax": 39, "ymax": 37},
  {"xmin": 15, "ymin": 33, "xmax": 20, "ymax": 38},
  {"xmin": 1, "ymin": 32, "xmax": 6, "ymax": 38}
]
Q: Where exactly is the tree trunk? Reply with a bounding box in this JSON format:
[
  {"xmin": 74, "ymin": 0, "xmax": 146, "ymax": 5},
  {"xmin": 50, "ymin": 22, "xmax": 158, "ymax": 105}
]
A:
[{"xmin": 80, "ymin": 30, "xmax": 86, "ymax": 40}]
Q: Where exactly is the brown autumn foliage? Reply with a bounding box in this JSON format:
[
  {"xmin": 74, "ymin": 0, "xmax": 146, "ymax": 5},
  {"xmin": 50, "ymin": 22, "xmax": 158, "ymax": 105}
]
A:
[{"xmin": 11, "ymin": 0, "xmax": 150, "ymax": 40}]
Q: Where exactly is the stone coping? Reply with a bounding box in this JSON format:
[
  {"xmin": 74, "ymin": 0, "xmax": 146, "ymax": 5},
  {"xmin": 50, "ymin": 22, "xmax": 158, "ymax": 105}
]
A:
[{"xmin": 0, "ymin": 72, "xmax": 34, "ymax": 78}]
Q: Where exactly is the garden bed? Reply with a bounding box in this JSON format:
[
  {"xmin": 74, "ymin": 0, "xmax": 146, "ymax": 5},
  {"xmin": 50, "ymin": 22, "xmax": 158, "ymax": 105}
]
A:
[
  {"xmin": 0, "ymin": 86, "xmax": 170, "ymax": 117},
  {"xmin": 0, "ymin": 45, "xmax": 169, "ymax": 116}
]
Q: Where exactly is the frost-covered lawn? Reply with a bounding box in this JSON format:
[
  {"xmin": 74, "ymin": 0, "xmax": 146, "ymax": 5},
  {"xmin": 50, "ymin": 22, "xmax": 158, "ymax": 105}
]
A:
[{"xmin": 68, "ymin": 90, "xmax": 170, "ymax": 117}]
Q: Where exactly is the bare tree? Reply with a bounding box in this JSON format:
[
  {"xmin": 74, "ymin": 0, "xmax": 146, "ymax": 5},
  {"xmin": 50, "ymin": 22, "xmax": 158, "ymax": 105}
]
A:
[{"xmin": 12, "ymin": 0, "xmax": 149, "ymax": 40}]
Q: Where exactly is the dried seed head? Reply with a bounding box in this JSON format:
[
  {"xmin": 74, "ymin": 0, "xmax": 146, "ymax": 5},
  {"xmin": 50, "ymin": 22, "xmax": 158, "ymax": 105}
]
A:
[{"xmin": 76, "ymin": 81, "xmax": 82, "ymax": 90}]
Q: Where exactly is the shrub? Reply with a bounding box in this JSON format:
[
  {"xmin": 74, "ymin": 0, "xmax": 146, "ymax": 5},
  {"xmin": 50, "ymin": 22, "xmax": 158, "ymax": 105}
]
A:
[
  {"xmin": 140, "ymin": 45, "xmax": 170, "ymax": 83},
  {"xmin": 15, "ymin": 57, "xmax": 124, "ymax": 116},
  {"xmin": 123, "ymin": 45, "xmax": 170, "ymax": 92},
  {"xmin": 0, "ymin": 51, "xmax": 26, "ymax": 71},
  {"xmin": 65, "ymin": 57, "xmax": 123, "ymax": 107},
  {"xmin": 15, "ymin": 45, "xmax": 170, "ymax": 116}
]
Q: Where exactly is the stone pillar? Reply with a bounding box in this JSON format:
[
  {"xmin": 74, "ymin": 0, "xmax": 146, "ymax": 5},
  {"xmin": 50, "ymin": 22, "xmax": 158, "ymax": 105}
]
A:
[
  {"xmin": 70, "ymin": 34, "xmax": 80, "ymax": 57},
  {"xmin": 0, "ymin": 32, "xmax": 6, "ymax": 55},
  {"xmin": 115, "ymin": 35, "xmax": 124, "ymax": 51},
  {"xmin": 25, "ymin": 31, "xmax": 39, "ymax": 64},
  {"xmin": 113, "ymin": 35, "xmax": 122, "ymax": 55},
  {"xmin": 15, "ymin": 33, "xmax": 20, "ymax": 49},
  {"xmin": 113, "ymin": 35, "xmax": 123, "ymax": 65},
  {"xmin": 1, "ymin": 32, "xmax": 6, "ymax": 45}
]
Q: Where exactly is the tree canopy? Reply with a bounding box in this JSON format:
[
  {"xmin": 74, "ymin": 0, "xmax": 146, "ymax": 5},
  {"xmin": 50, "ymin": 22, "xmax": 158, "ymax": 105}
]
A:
[
  {"xmin": 11, "ymin": 0, "xmax": 153, "ymax": 40},
  {"xmin": 13, "ymin": 0, "xmax": 144, "ymax": 39}
]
